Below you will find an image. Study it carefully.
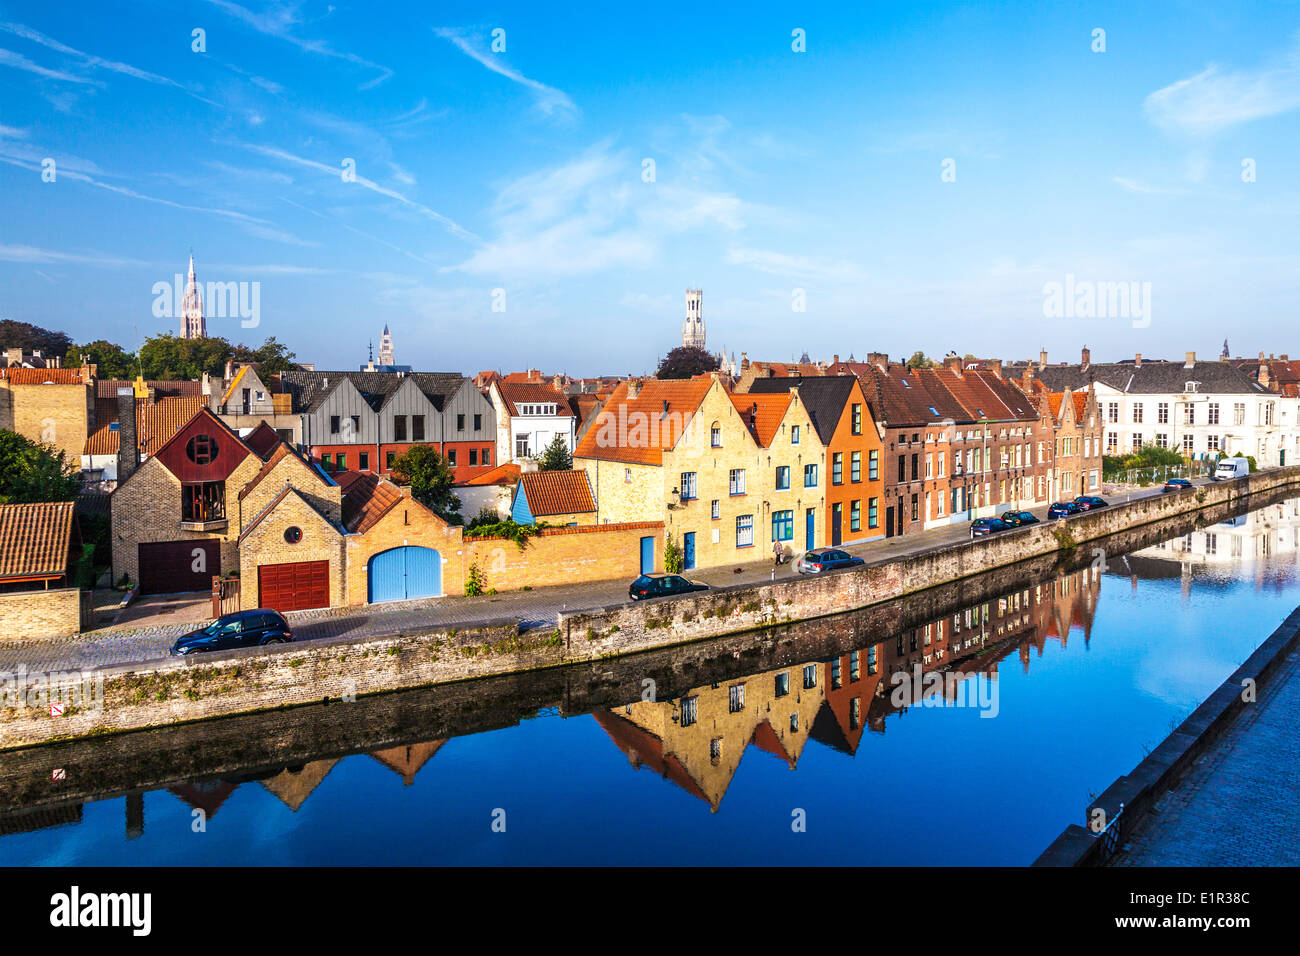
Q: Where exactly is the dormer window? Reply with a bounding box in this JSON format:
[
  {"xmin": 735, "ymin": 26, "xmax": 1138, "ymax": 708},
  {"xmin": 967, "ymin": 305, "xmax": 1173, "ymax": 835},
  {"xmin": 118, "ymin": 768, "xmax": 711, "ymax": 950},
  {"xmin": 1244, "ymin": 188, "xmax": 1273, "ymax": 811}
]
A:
[{"xmin": 1185, "ymin": 381, "xmax": 1199, "ymax": 393}]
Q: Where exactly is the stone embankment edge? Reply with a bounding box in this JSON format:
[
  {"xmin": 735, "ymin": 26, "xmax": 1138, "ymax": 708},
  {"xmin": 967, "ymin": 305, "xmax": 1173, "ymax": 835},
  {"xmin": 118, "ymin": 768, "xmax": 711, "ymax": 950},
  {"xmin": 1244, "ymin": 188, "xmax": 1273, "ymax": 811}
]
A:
[{"xmin": 1033, "ymin": 604, "xmax": 1300, "ymax": 866}]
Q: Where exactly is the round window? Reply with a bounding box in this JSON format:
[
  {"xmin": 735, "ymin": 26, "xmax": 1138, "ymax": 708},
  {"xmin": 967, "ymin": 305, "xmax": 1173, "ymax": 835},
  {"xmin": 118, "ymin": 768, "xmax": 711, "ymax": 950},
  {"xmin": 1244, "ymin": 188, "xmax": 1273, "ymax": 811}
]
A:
[
  {"xmin": 185, "ymin": 434, "xmax": 220, "ymax": 465},
  {"xmin": 284, "ymin": 526, "xmax": 303, "ymax": 544}
]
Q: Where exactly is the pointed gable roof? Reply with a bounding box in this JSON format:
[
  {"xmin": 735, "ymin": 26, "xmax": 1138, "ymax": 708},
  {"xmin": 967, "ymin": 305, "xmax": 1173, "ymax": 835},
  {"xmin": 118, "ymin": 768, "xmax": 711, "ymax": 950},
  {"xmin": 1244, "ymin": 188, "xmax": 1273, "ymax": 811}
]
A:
[
  {"xmin": 728, "ymin": 391, "xmax": 792, "ymax": 446},
  {"xmin": 573, "ymin": 377, "xmax": 715, "ymax": 465},
  {"xmin": 341, "ymin": 473, "xmax": 406, "ymax": 533},
  {"xmin": 244, "ymin": 421, "xmax": 282, "ymax": 459},
  {"xmin": 747, "ymin": 375, "xmax": 859, "ymax": 444}
]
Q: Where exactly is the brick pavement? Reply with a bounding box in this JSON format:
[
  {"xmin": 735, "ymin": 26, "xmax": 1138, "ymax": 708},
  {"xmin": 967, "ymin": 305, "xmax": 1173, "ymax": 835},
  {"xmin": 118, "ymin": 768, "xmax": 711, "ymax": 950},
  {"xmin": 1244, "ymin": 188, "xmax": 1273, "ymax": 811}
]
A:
[{"xmin": 1113, "ymin": 650, "xmax": 1300, "ymax": 866}]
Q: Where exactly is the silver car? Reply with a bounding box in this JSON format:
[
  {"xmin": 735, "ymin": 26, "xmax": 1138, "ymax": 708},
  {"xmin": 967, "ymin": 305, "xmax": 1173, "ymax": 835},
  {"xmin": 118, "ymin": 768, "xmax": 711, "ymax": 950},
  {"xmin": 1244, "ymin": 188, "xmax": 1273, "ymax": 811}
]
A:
[{"xmin": 794, "ymin": 548, "xmax": 865, "ymax": 574}]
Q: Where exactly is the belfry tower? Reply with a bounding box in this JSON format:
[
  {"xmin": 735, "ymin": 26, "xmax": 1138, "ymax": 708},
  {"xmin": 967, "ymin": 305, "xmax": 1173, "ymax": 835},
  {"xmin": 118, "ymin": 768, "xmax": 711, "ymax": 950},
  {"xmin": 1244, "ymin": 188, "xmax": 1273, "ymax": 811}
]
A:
[{"xmin": 682, "ymin": 289, "xmax": 705, "ymax": 349}]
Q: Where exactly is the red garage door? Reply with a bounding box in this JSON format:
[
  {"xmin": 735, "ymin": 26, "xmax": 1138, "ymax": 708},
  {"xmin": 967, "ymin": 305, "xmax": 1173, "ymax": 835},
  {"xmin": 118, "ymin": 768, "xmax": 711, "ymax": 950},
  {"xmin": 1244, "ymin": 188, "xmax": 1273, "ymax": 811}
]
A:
[
  {"xmin": 138, "ymin": 540, "xmax": 220, "ymax": 594},
  {"xmin": 258, "ymin": 561, "xmax": 330, "ymax": 613}
]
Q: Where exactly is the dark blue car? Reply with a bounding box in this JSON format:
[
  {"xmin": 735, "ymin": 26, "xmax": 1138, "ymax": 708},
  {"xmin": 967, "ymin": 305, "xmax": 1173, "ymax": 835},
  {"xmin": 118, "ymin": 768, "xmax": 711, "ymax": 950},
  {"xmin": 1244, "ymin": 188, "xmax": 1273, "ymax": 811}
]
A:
[
  {"xmin": 171, "ymin": 608, "xmax": 293, "ymax": 655},
  {"xmin": 1047, "ymin": 501, "xmax": 1082, "ymax": 519},
  {"xmin": 970, "ymin": 518, "xmax": 1010, "ymax": 538},
  {"xmin": 1074, "ymin": 495, "xmax": 1108, "ymax": 510},
  {"xmin": 1163, "ymin": 478, "xmax": 1193, "ymax": 493}
]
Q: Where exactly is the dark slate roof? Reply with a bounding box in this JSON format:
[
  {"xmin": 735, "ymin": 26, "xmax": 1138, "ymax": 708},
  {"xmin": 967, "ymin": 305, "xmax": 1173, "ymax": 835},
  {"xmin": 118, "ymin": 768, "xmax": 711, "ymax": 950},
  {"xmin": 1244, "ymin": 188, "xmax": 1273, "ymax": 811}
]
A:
[
  {"xmin": 281, "ymin": 370, "xmax": 466, "ymax": 413},
  {"xmin": 1017, "ymin": 362, "xmax": 1268, "ymax": 395},
  {"xmin": 747, "ymin": 375, "xmax": 857, "ymax": 444}
]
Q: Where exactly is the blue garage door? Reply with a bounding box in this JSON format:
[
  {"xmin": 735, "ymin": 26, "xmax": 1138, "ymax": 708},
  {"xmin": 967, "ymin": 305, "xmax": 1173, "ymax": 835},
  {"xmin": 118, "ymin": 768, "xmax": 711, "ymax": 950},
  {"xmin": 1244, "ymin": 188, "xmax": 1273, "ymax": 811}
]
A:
[{"xmin": 368, "ymin": 546, "xmax": 442, "ymax": 603}]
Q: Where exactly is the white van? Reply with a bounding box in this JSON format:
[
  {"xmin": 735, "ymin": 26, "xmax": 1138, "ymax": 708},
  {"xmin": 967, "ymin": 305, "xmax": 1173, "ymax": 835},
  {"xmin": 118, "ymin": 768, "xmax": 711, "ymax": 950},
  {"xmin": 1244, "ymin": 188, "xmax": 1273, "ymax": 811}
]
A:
[{"xmin": 1213, "ymin": 457, "xmax": 1250, "ymax": 481}]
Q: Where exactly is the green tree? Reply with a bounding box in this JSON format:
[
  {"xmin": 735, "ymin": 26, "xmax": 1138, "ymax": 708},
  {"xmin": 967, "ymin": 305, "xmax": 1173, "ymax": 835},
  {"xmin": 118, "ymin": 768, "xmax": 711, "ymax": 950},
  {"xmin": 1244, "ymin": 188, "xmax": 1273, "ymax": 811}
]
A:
[
  {"xmin": 389, "ymin": 444, "xmax": 461, "ymax": 519},
  {"xmin": 68, "ymin": 340, "xmax": 137, "ymax": 379},
  {"xmin": 231, "ymin": 336, "xmax": 299, "ymax": 375},
  {"xmin": 0, "ymin": 430, "xmax": 81, "ymax": 503},
  {"xmin": 656, "ymin": 345, "xmax": 719, "ymax": 380},
  {"xmin": 137, "ymin": 334, "xmax": 233, "ymax": 380},
  {"xmin": 0, "ymin": 319, "xmax": 72, "ymax": 358},
  {"xmin": 907, "ymin": 351, "xmax": 937, "ymax": 369},
  {"xmin": 664, "ymin": 535, "xmax": 684, "ymax": 573},
  {"xmin": 536, "ymin": 434, "xmax": 573, "ymax": 471}
]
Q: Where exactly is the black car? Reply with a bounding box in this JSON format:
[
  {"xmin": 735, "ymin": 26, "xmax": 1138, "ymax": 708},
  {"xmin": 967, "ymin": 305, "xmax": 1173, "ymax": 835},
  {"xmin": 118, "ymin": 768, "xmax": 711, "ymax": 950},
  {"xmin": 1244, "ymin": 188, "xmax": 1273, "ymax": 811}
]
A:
[
  {"xmin": 795, "ymin": 549, "xmax": 866, "ymax": 574},
  {"xmin": 1074, "ymin": 495, "xmax": 1108, "ymax": 510},
  {"xmin": 970, "ymin": 518, "xmax": 1010, "ymax": 537},
  {"xmin": 1047, "ymin": 501, "xmax": 1082, "ymax": 519},
  {"xmin": 171, "ymin": 608, "xmax": 293, "ymax": 655},
  {"xmin": 628, "ymin": 573, "xmax": 710, "ymax": 600},
  {"xmin": 999, "ymin": 510, "xmax": 1040, "ymax": 527},
  {"xmin": 1163, "ymin": 478, "xmax": 1194, "ymax": 493}
]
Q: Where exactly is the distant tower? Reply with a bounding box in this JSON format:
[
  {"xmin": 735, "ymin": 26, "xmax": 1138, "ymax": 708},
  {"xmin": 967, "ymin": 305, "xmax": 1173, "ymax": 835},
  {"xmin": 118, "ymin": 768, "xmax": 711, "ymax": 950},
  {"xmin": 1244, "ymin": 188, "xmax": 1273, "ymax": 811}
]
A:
[
  {"xmin": 1222, "ymin": 338, "xmax": 1230, "ymax": 359},
  {"xmin": 379, "ymin": 324, "xmax": 396, "ymax": 367},
  {"xmin": 683, "ymin": 289, "xmax": 705, "ymax": 349},
  {"xmin": 180, "ymin": 254, "xmax": 206, "ymax": 339}
]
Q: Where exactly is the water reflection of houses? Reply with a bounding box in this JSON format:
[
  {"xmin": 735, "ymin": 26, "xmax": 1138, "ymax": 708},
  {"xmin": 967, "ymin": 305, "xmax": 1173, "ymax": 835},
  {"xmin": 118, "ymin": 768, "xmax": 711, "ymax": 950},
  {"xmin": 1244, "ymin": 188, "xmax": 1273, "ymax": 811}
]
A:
[
  {"xmin": 595, "ymin": 660, "xmax": 828, "ymax": 812},
  {"xmin": 598, "ymin": 566, "xmax": 1102, "ymax": 802},
  {"xmin": 1127, "ymin": 497, "xmax": 1300, "ymax": 585}
]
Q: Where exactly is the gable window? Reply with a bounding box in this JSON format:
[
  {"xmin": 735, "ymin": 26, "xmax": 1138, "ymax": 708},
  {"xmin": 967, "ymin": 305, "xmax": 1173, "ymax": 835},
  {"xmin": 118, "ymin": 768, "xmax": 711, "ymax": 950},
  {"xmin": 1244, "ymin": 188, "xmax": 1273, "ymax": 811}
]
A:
[
  {"xmin": 412, "ymin": 415, "xmax": 425, "ymax": 441},
  {"xmin": 851, "ymin": 403, "xmax": 862, "ymax": 435},
  {"xmin": 791, "ymin": 425, "xmax": 800, "ymax": 444},
  {"xmin": 710, "ymin": 422, "xmax": 722, "ymax": 447},
  {"xmin": 833, "ymin": 453, "xmax": 844, "ymax": 485},
  {"xmin": 851, "ymin": 451, "xmax": 861, "ymax": 483},
  {"xmin": 351, "ymin": 415, "xmax": 360, "ymax": 435},
  {"xmin": 729, "ymin": 468, "xmax": 746, "ymax": 495},
  {"xmin": 330, "ymin": 415, "xmax": 340, "ymax": 435},
  {"xmin": 393, "ymin": 415, "xmax": 408, "ymax": 442},
  {"xmin": 776, "ymin": 465, "xmax": 790, "ymax": 490},
  {"xmin": 804, "ymin": 463, "xmax": 818, "ymax": 487},
  {"xmin": 185, "ymin": 434, "xmax": 220, "ymax": 465},
  {"xmin": 473, "ymin": 413, "xmax": 483, "ymax": 431},
  {"xmin": 457, "ymin": 413, "xmax": 465, "ymax": 431}
]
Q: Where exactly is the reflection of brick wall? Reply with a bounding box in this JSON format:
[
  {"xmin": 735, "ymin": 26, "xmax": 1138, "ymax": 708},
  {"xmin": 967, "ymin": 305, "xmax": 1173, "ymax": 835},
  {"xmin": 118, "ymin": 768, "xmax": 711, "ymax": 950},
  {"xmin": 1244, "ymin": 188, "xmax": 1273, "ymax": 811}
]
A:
[
  {"xmin": 464, "ymin": 523, "xmax": 662, "ymax": 594},
  {"xmin": 0, "ymin": 588, "xmax": 84, "ymax": 641}
]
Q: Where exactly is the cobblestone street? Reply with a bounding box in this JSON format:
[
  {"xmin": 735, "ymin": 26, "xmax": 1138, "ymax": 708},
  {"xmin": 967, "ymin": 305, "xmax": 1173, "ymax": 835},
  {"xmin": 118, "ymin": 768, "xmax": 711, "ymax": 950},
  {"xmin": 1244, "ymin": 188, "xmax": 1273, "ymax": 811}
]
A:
[{"xmin": 1113, "ymin": 649, "xmax": 1300, "ymax": 866}]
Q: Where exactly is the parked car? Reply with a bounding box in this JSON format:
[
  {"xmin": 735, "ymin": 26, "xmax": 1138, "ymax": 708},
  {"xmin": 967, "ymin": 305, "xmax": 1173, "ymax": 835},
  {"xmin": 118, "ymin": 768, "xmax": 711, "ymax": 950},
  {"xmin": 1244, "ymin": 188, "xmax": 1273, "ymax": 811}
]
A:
[
  {"xmin": 1074, "ymin": 495, "xmax": 1109, "ymax": 510},
  {"xmin": 999, "ymin": 511, "xmax": 1040, "ymax": 527},
  {"xmin": 1213, "ymin": 457, "xmax": 1250, "ymax": 481},
  {"xmin": 1047, "ymin": 501, "xmax": 1082, "ymax": 519},
  {"xmin": 628, "ymin": 573, "xmax": 711, "ymax": 600},
  {"xmin": 1162, "ymin": 478, "xmax": 1194, "ymax": 493},
  {"xmin": 970, "ymin": 518, "xmax": 1010, "ymax": 538},
  {"xmin": 171, "ymin": 609, "xmax": 293, "ymax": 655},
  {"xmin": 795, "ymin": 549, "xmax": 866, "ymax": 574}
]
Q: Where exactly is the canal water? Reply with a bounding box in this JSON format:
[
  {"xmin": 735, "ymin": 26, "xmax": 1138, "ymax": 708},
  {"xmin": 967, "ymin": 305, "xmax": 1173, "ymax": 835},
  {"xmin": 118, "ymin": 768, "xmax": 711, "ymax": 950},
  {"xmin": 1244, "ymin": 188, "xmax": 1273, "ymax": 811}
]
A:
[{"xmin": 4, "ymin": 497, "xmax": 1299, "ymax": 865}]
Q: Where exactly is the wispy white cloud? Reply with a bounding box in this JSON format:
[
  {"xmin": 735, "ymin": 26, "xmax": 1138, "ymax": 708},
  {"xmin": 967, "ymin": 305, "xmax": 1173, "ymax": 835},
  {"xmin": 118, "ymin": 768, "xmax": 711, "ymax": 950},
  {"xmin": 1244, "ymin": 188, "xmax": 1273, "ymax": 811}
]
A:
[
  {"xmin": 0, "ymin": 46, "xmax": 100, "ymax": 84},
  {"xmin": 0, "ymin": 244, "xmax": 149, "ymax": 268},
  {"xmin": 241, "ymin": 142, "xmax": 477, "ymax": 241},
  {"xmin": 0, "ymin": 21, "xmax": 184, "ymax": 87},
  {"xmin": 1145, "ymin": 39, "xmax": 1300, "ymax": 134},
  {"xmin": 203, "ymin": 0, "xmax": 393, "ymax": 89},
  {"xmin": 724, "ymin": 247, "xmax": 867, "ymax": 283},
  {"xmin": 434, "ymin": 26, "xmax": 577, "ymax": 119}
]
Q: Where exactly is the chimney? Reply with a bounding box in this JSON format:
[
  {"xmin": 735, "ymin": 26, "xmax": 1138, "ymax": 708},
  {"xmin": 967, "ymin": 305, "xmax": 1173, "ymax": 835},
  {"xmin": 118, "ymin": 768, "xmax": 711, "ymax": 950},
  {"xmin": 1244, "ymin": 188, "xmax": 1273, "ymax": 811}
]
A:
[
  {"xmin": 832, "ymin": 354, "xmax": 839, "ymax": 367},
  {"xmin": 1021, "ymin": 364, "xmax": 1036, "ymax": 393},
  {"xmin": 740, "ymin": 351, "xmax": 749, "ymax": 370},
  {"xmin": 1038, "ymin": 348, "xmax": 1048, "ymax": 371},
  {"xmin": 201, "ymin": 371, "xmax": 212, "ymax": 397},
  {"xmin": 867, "ymin": 352, "xmax": 888, "ymax": 368},
  {"xmin": 1259, "ymin": 362, "xmax": 1271, "ymax": 390},
  {"xmin": 1184, "ymin": 351, "xmax": 1196, "ymax": 369},
  {"xmin": 224, "ymin": 359, "xmax": 234, "ymax": 380},
  {"xmin": 627, "ymin": 378, "xmax": 642, "ymax": 399},
  {"xmin": 116, "ymin": 387, "xmax": 139, "ymax": 482},
  {"xmin": 944, "ymin": 355, "xmax": 964, "ymax": 373},
  {"xmin": 1134, "ymin": 353, "xmax": 1142, "ymax": 369},
  {"xmin": 1081, "ymin": 346, "xmax": 1091, "ymax": 369},
  {"xmin": 986, "ymin": 359, "xmax": 1003, "ymax": 378}
]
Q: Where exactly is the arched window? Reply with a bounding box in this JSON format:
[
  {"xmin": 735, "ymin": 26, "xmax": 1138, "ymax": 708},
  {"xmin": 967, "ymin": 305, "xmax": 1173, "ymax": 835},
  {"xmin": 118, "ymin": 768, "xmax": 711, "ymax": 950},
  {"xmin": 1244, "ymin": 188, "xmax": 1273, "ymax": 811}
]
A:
[{"xmin": 710, "ymin": 422, "xmax": 721, "ymax": 447}]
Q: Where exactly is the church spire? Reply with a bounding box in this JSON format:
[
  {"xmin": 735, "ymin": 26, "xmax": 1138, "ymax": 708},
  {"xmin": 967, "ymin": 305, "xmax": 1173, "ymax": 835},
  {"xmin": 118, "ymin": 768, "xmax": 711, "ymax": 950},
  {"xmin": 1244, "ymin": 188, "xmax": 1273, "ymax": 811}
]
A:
[{"xmin": 180, "ymin": 253, "xmax": 206, "ymax": 339}]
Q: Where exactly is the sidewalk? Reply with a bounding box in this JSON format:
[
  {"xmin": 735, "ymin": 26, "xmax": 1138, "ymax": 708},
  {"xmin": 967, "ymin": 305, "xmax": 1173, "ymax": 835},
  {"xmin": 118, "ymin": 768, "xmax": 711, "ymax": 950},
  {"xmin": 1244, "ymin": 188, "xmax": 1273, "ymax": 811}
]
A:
[{"xmin": 0, "ymin": 483, "xmax": 1174, "ymax": 675}]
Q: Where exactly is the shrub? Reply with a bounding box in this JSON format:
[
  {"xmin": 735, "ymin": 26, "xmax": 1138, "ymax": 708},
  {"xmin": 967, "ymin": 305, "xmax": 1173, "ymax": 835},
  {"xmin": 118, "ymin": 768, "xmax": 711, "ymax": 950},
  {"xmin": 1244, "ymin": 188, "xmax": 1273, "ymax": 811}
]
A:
[
  {"xmin": 664, "ymin": 536, "xmax": 684, "ymax": 574},
  {"xmin": 465, "ymin": 563, "xmax": 487, "ymax": 597}
]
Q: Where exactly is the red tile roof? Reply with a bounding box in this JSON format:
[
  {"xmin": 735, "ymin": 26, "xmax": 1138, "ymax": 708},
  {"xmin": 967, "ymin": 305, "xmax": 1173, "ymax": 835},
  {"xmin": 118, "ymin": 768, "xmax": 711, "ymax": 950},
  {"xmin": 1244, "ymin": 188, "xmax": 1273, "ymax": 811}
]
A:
[
  {"xmin": 496, "ymin": 382, "xmax": 574, "ymax": 417},
  {"xmin": 573, "ymin": 377, "xmax": 714, "ymax": 465},
  {"xmin": 460, "ymin": 462, "xmax": 522, "ymax": 486},
  {"xmin": 518, "ymin": 470, "xmax": 595, "ymax": 517},
  {"xmin": 341, "ymin": 473, "xmax": 404, "ymax": 533},
  {"xmin": 728, "ymin": 392, "xmax": 792, "ymax": 446},
  {"xmin": 83, "ymin": 396, "xmax": 209, "ymax": 456},
  {"xmin": 0, "ymin": 501, "xmax": 76, "ymax": 581},
  {"xmin": 237, "ymin": 442, "xmax": 333, "ymax": 501},
  {"xmin": 0, "ymin": 367, "xmax": 88, "ymax": 385}
]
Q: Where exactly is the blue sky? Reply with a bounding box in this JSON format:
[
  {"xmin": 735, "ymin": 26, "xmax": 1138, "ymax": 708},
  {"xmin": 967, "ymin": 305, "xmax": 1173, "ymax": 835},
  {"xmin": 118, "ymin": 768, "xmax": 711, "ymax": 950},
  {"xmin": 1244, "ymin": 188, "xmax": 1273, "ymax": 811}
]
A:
[{"xmin": 1, "ymin": 1, "xmax": 1298, "ymax": 375}]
